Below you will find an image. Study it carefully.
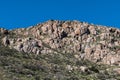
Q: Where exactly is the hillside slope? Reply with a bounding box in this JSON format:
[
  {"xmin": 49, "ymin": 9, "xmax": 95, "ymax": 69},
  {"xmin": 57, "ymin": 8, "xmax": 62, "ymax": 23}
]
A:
[{"xmin": 0, "ymin": 20, "xmax": 120, "ymax": 79}]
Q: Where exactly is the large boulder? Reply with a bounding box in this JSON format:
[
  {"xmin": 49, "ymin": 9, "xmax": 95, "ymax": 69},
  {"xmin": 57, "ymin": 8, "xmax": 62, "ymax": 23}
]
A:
[
  {"xmin": 88, "ymin": 25, "xmax": 96, "ymax": 35},
  {"xmin": 2, "ymin": 37, "xmax": 10, "ymax": 46}
]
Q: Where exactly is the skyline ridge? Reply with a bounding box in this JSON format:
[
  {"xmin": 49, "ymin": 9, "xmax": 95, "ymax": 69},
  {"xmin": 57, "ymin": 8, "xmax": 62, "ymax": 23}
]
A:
[{"xmin": 0, "ymin": 19, "xmax": 120, "ymax": 30}]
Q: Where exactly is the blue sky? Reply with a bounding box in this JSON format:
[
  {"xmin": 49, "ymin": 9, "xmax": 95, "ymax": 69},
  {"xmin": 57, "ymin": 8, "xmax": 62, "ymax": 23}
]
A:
[{"xmin": 0, "ymin": 0, "xmax": 120, "ymax": 29}]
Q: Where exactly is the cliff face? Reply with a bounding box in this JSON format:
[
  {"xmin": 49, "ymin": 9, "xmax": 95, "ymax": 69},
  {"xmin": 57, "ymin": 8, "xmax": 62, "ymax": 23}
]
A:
[{"xmin": 1, "ymin": 20, "xmax": 120, "ymax": 66}]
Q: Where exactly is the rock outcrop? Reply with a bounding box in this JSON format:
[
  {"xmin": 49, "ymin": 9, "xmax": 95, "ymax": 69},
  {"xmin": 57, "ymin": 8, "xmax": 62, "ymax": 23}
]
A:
[{"xmin": 1, "ymin": 20, "xmax": 120, "ymax": 66}]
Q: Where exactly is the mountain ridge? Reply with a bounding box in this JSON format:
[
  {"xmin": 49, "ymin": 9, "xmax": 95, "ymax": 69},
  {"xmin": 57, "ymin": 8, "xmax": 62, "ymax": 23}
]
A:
[
  {"xmin": 1, "ymin": 20, "xmax": 120, "ymax": 65},
  {"xmin": 0, "ymin": 20, "xmax": 120, "ymax": 79}
]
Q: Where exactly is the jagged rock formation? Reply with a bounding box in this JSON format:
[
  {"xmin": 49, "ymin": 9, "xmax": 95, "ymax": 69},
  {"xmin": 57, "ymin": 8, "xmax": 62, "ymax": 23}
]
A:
[{"xmin": 1, "ymin": 20, "xmax": 120, "ymax": 66}]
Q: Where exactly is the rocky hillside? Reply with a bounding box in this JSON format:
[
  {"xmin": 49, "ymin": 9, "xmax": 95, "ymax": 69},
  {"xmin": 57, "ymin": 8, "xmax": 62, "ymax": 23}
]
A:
[
  {"xmin": 2, "ymin": 20, "xmax": 120, "ymax": 65},
  {"xmin": 0, "ymin": 20, "xmax": 120, "ymax": 79}
]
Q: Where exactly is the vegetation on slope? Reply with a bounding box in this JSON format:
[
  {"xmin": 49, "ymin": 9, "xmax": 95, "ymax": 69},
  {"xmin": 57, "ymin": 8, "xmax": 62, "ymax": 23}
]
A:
[{"xmin": 0, "ymin": 45, "xmax": 120, "ymax": 80}]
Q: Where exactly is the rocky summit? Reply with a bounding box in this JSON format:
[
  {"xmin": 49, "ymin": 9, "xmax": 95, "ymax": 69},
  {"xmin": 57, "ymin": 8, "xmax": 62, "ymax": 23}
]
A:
[{"xmin": 0, "ymin": 20, "xmax": 120, "ymax": 79}]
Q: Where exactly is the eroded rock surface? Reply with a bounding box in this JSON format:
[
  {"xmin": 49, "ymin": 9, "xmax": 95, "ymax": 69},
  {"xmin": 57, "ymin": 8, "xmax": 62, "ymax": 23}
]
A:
[{"xmin": 1, "ymin": 20, "xmax": 120, "ymax": 66}]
